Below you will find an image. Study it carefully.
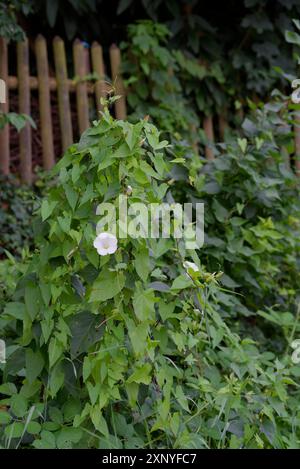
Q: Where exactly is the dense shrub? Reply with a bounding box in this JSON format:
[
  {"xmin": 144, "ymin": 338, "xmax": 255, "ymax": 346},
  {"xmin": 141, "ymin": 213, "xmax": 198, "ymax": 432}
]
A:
[
  {"xmin": 168, "ymin": 101, "xmax": 300, "ymax": 370},
  {"xmin": 0, "ymin": 176, "xmax": 38, "ymax": 258},
  {"xmin": 176, "ymin": 98, "xmax": 300, "ymax": 312},
  {"xmin": 122, "ymin": 20, "xmax": 300, "ymax": 323},
  {"xmin": 0, "ymin": 174, "xmax": 51, "ymax": 258},
  {"xmin": 121, "ymin": 21, "xmax": 199, "ymax": 138},
  {"xmin": 0, "ymin": 255, "xmax": 28, "ymax": 317}
]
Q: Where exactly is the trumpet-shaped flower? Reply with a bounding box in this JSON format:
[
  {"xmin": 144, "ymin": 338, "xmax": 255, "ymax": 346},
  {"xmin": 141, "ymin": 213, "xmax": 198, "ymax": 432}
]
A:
[
  {"xmin": 183, "ymin": 261, "xmax": 199, "ymax": 272},
  {"xmin": 93, "ymin": 232, "xmax": 118, "ymax": 256}
]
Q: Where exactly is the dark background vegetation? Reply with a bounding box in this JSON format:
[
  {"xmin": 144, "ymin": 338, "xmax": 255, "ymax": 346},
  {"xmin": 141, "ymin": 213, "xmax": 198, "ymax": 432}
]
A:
[{"xmin": 2, "ymin": 0, "xmax": 300, "ymax": 98}]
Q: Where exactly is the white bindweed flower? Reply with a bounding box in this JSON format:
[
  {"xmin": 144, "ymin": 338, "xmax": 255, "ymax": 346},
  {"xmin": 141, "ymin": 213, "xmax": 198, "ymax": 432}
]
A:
[
  {"xmin": 93, "ymin": 232, "xmax": 118, "ymax": 256},
  {"xmin": 292, "ymin": 89, "xmax": 300, "ymax": 104},
  {"xmin": 125, "ymin": 185, "xmax": 133, "ymax": 196},
  {"xmin": 183, "ymin": 261, "xmax": 199, "ymax": 273},
  {"xmin": 291, "ymin": 79, "xmax": 300, "ymax": 103},
  {"xmin": 0, "ymin": 339, "xmax": 6, "ymax": 364}
]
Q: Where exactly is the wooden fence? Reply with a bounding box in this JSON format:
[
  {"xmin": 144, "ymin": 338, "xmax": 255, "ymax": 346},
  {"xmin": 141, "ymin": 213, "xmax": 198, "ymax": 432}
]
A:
[
  {"xmin": 1, "ymin": 35, "xmax": 299, "ymax": 183},
  {"xmin": 0, "ymin": 35, "xmax": 126, "ymax": 183}
]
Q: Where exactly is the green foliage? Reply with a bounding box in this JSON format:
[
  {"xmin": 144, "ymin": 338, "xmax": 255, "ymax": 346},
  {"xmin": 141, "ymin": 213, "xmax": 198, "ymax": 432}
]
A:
[
  {"xmin": 121, "ymin": 20, "xmax": 300, "ymax": 333},
  {"xmin": 0, "ymin": 253, "xmax": 29, "ymax": 316},
  {"xmin": 121, "ymin": 21, "xmax": 198, "ymax": 138},
  {"xmin": 0, "ymin": 0, "xmax": 33, "ymax": 41},
  {"xmin": 118, "ymin": 0, "xmax": 300, "ymax": 101},
  {"xmin": 0, "ymin": 175, "xmax": 39, "ymax": 258},
  {"xmin": 1, "ymin": 106, "xmax": 300, "ymax": 449},
  {"xmin": 121, "ymin": 21, "xmax": 228, "ymax": 135},
  {"xmin": 32, "ymin": 0, "xmax": 100, "ymax": 40},
  {"xmin": 178, "ymin": 96, "xmax": 300, "ymax": 448},
  {"xmin": 1, "ymin": 0, "xmax": 300, "ymax": 450},
  {"xmin": 0, "ymin": 112, "xmax": 36, "ymax": 132},
  {"xmin": 285, "ymin": 18, "xmax": 300, "ymax": 64},
  {"xmin": 0, "ymin": 172, "xmax": 53, "ymax": 259},
  {"xmin": 168, "ymin": 93, "xmax": 300, "ymax": 358}
]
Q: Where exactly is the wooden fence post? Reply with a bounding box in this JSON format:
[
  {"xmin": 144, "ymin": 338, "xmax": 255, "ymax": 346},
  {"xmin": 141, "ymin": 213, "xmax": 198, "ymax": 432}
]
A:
[
  {"xmin": 0, "ymin": 37, "xmax": 10, "ymax": 175},
  {"xmin": 91, "ymin": 41, "xmax": 105, "ymax": 114},
  {"xmin": 218, "ymin": 110, "xmax": 228, "ymax": 140},
  {"xmin": 73, "ymin": 39, "xmax": 89, "ymax": 134},
  {"xmin": 17, "ymin": 39, "xmax": 32, "ymax": 183},
  {"xmin": 53, "ymin": 36, "xmax": 73, "ymax": 151},
  {"xmin": 35, "ymin": 35, "xmax": 55, "ymax": 170},
  {"xmin": 189, "ymin": 124, "xmax": 199, "ymax": 154},
  {"xmin": 203, "ymin": 115, "xmax": 214, "ymax": 160},
  {"xmin": 109, "ymin": 44, "xmax": 127, "ymax": 120}
]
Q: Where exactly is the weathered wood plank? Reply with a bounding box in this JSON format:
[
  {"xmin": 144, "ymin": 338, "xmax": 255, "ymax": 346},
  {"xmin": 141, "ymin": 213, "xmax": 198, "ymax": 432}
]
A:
[
  {"xmin": 53, "ymin": 36, "xmax": 73, "ymax": 151},
  {"xmin": 73, "ymin": 39, "xmax": 89, "ymax": 134},
  {"xmin": 35, "ymin": 35, "xmax": 55, "ymax": 169},
  {"xmin": 203, "ymin": 115, "xmax": 214, "ymax": 160},
  {"xmin": 91, "ymin": 41, "xmax": 105, "ymax": 113},
  {"xmin": 109, "ymin": 44, "xmax": 127, "ymax": 120},
  {"xmin": 218, "ymin": 112, "xmax": 228, "ymax": 140}
]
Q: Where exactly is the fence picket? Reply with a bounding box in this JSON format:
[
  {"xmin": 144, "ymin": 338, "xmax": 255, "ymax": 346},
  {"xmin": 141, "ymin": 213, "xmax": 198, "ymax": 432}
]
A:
[
  {"xmin": 35, "ymin": 35, "xmax": 55, "ymax": 170},
  {"xmin": 91, "ymin": 41, "xmax": 105, "ymax": 113},
  {"xmin": 203, "ymin": 115, "xmax": 214, "ymax": 160},
  {"xmin": 53, "ymin": 36, "xmax": 73, "ymax": 152},
  {"xmin": 109, "ymin": 44, "xmax": 127, "ymax": 120},
  {"xmin": 73, "ymin": 39, "xmax": 89, "ymax": 134},
  {"xmin": 218, "ymin": 113, "xmax": 228, "ymax": 140}
]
